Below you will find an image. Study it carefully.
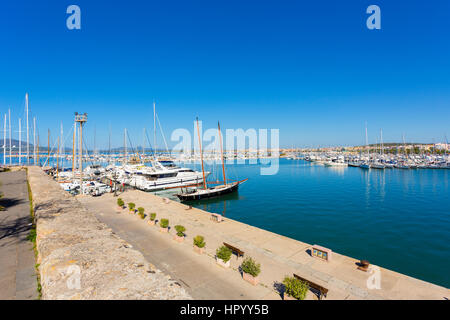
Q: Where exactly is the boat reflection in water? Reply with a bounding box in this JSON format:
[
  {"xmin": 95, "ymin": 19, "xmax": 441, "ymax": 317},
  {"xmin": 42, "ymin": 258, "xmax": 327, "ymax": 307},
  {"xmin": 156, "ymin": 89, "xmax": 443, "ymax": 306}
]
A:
[{"xmin": 183, "ymin": 191, "xmax": 242, "ymax": 216}]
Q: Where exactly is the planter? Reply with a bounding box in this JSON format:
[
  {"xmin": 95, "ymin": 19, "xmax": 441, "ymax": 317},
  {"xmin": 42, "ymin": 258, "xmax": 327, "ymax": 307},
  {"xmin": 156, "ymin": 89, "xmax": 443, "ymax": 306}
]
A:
[
  {"xmin": 193, "ymin": 245, "xmax": 205, "ymax": 255},
  {"xmin": 283, "ymin": 294, "xmax": 297, "ymax": 301},
  {"xmin": 148, "ymin": 220, "xmax": 155, "ymax": 226},
  {"xmin": 216, "ymin": 257, "xmax": 230, "ymax": 268},
  {"xmin": 242, "ymin": 272, "xmax": 259, "ymax": 286},
  {"xmin": 174, "ymin": 235, "xmax": 184, "ymax": 243},
  {"xmin": 159, "ymin": 227, "xmax": 168, "ymax": 233}
]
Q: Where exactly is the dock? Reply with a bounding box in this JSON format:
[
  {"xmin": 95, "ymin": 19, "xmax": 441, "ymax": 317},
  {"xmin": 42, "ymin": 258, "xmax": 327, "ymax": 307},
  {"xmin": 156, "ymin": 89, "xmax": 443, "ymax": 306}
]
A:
[{"xmin": 78, "ymin": 189, "xmax": 449, "ymax": 300}]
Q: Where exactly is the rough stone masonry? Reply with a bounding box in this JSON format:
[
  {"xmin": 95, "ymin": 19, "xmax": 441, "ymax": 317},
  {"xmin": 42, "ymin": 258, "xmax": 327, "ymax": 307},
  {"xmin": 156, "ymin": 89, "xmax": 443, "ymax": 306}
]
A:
[{"xmin": 27, "ymin": 166, "xmax": 191, "ymax": 300}]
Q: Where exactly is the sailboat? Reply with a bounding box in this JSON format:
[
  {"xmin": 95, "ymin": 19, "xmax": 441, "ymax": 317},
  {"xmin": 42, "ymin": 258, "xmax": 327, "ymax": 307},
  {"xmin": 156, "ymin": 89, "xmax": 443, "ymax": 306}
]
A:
[
  {"xmin": 360, "ymin": 122, "xmax": 370, "ymax": 169},
  {"xmin": 177, "ymin": 119, "xmax": 248, "ymax": 201}
]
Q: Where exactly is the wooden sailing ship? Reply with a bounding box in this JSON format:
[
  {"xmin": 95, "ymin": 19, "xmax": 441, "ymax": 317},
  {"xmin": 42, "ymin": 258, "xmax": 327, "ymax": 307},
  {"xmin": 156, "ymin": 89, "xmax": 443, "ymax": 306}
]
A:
[{"xmin": 176, "ymin": 118, "xmax": 247, "ymax": 201}]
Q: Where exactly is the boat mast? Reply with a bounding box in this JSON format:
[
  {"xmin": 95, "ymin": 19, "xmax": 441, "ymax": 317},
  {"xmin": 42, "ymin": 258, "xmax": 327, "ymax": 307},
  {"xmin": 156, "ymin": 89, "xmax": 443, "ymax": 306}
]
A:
[
  {"xmin": 380, "ymin": 128, "xmax": 383, "ymax": 156},
  {"xmin": 56, "ymin": 137, "xmax": 60, "ymax": 179},
  {"xmin": 37, "ymin": 133, "xmax": 40, "ymax": 166},
  {"xmin": 108, "ymin": 123, "xmax": 111, "ymax": 164},
  {"xmin": 402, "ymin": 133, "xmax": 406, "ymax": 158},
  {"xmin": 218, "ymin": 121, "xmax": 227, "ymax": 185},
  {"xmin": 19, "ymin": 118, "xmax": 22, "ymax": 165},
  {"xmin": 124, "ymin": 128, "xmax": 127, "ymax": 165},
  {"xmin": 153, "ymin": 101, "xmax": 157, "ymax": 158},
  {"xmin": 94, "ymin": 125, "xmax": 96, "ymax": 156},
  {"xmin": 3, "ymin": 114, "xmax": 6, "ymax": 165},
  {"xmin": 142, "ymin": 128, "xmax": 145, "ymax": 158},
  {"xmin": 26, "ymin": 93, "xmax": 29, "ymax": 164},
  {"xmin": 196, "ymin": 117, "xmax": 206, "ymax": 189},
  {"xmin": 72, "ymin": 121, "xmax": 76, "ymax": 175},
  {"xmin": 47, "ymin": 129, "xmax": 50, "ymax": 165},
  {"xmin": 8, "ymin": 109, "xmax": 11, "ymax": 165},
  {"xmin": 60, "ymin": 122, "xmax": 64, "ymax": 159},
  {"xmin": 33, "ymin": 117, "xmax": 36, "ymax": 164},
  {"xmin": 365, "ymin": 121, "xmax": 369, "ymax": 159}
]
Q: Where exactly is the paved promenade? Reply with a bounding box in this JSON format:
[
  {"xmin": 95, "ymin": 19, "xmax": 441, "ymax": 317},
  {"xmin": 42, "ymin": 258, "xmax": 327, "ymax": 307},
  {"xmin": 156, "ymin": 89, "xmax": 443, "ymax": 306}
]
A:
[
  {"xmin": 79, "ymin": 190, "xmax": 449, "ymax": 300},
  {"xmin": 0, "ymin": 170, "xmax": 38, "ymax": 300},
  {"xmin": 80, "ymin": 196, "xmax": 281, "ymax": 299}
]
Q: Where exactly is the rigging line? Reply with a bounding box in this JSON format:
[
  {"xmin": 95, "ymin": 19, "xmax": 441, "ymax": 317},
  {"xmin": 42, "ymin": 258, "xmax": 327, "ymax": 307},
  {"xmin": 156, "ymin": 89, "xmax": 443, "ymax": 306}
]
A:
[
  {"xmin": 126, "ymin": 131, "xmax": 138, "ymax": 157},
  {"xmin": 60, "ymin": 123, "xmax": 75, "ymax": 170},
  {"xmin": 41, "ymin": 133, "xmax": 61, "ymax": 168},
  {"xmin": 82, "ymin": 138, "xmax": 96, "ymax": 168},
  {"xmin": 144, "ymin": 128, "xmax": 155, "ymax": 157},
  {"xmin": 155, "ymin": 112, "xmax": 170, "ymax": 156}
]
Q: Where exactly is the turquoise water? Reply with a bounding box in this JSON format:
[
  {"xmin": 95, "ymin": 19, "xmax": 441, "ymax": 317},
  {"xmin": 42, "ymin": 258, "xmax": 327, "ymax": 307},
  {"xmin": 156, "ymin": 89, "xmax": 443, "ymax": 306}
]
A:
[{"xmin": 176, "ymin": 159, "xmax": 450, "ymax": 288}]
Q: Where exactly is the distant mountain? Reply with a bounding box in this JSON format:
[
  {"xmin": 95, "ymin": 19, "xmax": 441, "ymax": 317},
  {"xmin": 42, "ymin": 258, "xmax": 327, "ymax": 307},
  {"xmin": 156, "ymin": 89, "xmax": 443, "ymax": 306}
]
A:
[
  {"xmin": 0, "ymin": 139, "xmax": 33, "ymax": 149},
  {"xmin": 0, "ymin": 139, "xmax": 72, "ymax": 152},
  {"xmin": 0, "ymin": 139, "xmax": 161, "ymax": 153}
]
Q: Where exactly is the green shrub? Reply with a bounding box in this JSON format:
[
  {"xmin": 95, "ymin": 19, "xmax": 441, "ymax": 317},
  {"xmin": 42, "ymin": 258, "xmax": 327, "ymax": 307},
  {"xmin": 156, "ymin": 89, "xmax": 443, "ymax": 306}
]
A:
[
  {"xmin": 174, "ymin": 225, "xmax": 185, "ymax": 237},
  {"xmin": 216, "ymin": 246, "xmax": 232, "ymax": 262},
  {"xmin": 150, "ymin": 213, "xmax": 156, "ymax": 221},
  {"xmin": 117, "ymin": 198, "xmax": 124, "ymax": 207},
  {"xmin": 160, "ymin": 218, "xmax": 169, "ymax": 228},
  {"xmin": 283, "ymin": 276, "xmax": 309, "ymax": 300},
  {"xmin": 193, "ymin": 235, "xmax": 205, "ymax": 248},
  {"xmin": 137, "ymin": 207, "xmax": 145, "ymax": 218},
  {"xmin": 241, "ymin": 257, "xmax": 261, "ymax": 277},
  {"xmin": 128, "ymin": 202, "xmax": 135, "ymax": 212}
]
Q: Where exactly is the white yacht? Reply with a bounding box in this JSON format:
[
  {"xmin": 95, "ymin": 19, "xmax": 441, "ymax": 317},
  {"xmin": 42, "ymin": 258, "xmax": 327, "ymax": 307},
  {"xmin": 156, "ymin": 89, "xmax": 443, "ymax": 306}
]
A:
[
  {"xmin": 109, "ymin": 160, "xmax": 209, "ymax": 192},
  {"xmin": 84, "ymin": 164, "xmax": 106, "ymax": 176},
  {"xmin": 324, "ymin": 157, "xmax": 348, "ymax": 167}
]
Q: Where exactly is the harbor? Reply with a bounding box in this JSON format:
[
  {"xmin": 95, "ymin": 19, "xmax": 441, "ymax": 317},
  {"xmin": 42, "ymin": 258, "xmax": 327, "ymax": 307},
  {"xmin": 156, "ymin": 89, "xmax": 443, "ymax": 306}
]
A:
[
  {"xmin": 1, "ymin": 120, "xmax": 449, "ymax": 290},
  {"xmin": 2, "ymin": 1, "xmax": 450, "ymax": 305},
  {"xmin": 20, "ymin": 166, "xmax": 450, "ymax": 299}
]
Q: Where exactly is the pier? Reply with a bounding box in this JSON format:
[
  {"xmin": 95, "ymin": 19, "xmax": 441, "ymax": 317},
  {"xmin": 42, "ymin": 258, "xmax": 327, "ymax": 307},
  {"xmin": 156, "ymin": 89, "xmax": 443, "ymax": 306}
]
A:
[
  {"xmin": 78, "ymin": 190, "xmax": 449, "ymax": 300},
  {"xmin": 24, "ymin": 166, "xmax": 449, "ymax": 299}
]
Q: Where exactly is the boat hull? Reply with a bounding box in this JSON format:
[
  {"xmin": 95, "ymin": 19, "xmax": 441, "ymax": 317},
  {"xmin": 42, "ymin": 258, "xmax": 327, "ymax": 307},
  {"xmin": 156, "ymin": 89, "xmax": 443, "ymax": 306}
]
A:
[{"xmin": 177, "ymin": 183, "xmax": 239, "ymax": 201}]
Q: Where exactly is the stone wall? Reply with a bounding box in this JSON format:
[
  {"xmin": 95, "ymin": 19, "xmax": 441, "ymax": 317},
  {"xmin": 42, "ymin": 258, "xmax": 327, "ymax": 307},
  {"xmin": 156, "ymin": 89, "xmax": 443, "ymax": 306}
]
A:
[{"xmin": 27, "ymin": 167, "xmax": 191, "ymax": 300}]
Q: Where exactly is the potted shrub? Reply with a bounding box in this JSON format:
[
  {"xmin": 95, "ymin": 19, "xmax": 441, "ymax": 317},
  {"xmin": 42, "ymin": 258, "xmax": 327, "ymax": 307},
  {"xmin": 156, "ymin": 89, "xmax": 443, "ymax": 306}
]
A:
[
  {"xmin": 241, "ymin": 257, "xmax": 261, "ymax": 286},
  {"xmin": 128, "ymin": 202, "xmax": 136, "ymax": 214},
  {"xmin": 148, "ymin": 213, "xmax": 156, "ymax": 226},
  {"xmin": 173, "ymin": 225, "xmax": 185, "ymax": 243},
  {"xmin": 159, "ymin": 218, "xmax": 169, "ymax": 233},
  {"xmin": 193, "ymin": 235, "xmax": 206, "ymax": 254},
  {"xmin": 116, "ymin": 198, "xmax": 124, "ymax": 211},
  {"xmin": 282, "ymin": 276, "xmax": 309, "ymax": 300},
  {"xmin": 216, "ymin": 246, "xmax": 232, "ymax": 268},
  {"xmin": 137, "ymin": 207, "xmax": 145, "ymax": 219}
]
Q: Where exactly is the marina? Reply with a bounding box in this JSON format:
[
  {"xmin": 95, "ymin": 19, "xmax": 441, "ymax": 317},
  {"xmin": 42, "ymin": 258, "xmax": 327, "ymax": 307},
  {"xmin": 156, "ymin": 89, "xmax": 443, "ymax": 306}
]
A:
[
  {"xmin": 2, "ymin": 1, "xmax": 450, "ymax": 304},
  {"xmin": 23, "ymin": 166, "xmax": 450, "ymax": 299},
  {"xmin": 4, "ymin": 149, "xmax": 449, "ymax": 289}
]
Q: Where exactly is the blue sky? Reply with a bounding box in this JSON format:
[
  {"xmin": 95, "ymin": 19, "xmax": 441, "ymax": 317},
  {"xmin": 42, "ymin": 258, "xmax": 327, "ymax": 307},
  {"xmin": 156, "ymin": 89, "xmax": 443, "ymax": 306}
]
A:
[{"xmin": 1, "ymin": 0, "xmax": 449, "ymax": 149}]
